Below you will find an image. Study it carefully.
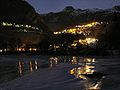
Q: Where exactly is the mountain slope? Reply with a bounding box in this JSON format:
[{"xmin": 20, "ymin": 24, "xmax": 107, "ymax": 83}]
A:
[
  {"xmin": 0, "ymin": 0, "xmax": 50, "ymax": 33},
  {"xmin": 41, "ymin": 6, "xmax": 120, "ymax": 32}
]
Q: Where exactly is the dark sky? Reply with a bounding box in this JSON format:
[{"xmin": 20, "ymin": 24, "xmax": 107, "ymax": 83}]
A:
[{"xmin": 26, "ymin": 0, "xmax": 120, "ymax": 14}]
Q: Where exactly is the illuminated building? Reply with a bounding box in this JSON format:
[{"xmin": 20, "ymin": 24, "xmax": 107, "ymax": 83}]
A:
[
  {"xmin": 1, "ymin": 22, "xmax": 39, "ymax": 30},
  {"xmin": 52, "ymin": 22, "xmax": 100, "ymax": 48},
  {"xmin": 78, "ymin": 38, "xmax": 98, "ymax": 45},
  {"xmin": 53, "ymin": 22, "xmax": 101, "ymax": 35}
]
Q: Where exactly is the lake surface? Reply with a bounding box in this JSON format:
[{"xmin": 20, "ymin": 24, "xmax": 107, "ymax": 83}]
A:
[
  {"xmin": 0, "ymin": 55, "xmax": 50, "ymax": 84},
  {"xmin": 0, "ymin": 55, "xmax": 120, "ymax": 90}
]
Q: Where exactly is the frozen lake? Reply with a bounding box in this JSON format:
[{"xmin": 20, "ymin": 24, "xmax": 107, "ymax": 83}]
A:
[{"xmin": 0, "ymin": 55, "xmax": 120, "ymax": 90}]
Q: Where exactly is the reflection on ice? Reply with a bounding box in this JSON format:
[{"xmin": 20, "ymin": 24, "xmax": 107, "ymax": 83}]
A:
[
  {"xmin": 71, "ymin": 56, "xmax": 78, "ymax": 64},
  {"xmin": 18, "ymin": 60, "xmax": 38, "ymax": 76},
  {"xmin": 70, "ymin": 58, "xmax": 95, "ymax": 79},
  {"xmin": 84, "ymin": 73, "xmax": 106, "ymax": 90},
  {"xmin": 48, "ymin": 56, "xmax": 106, "ymax": 90},
  {"xmin": 1, "ymin": 55, "xmax": 108, "ymax": 90},
  {"xmin": 69, "ymin": 57, "xmax": 106, "ymax": 90},
  {"xmin": 49, "ymin": 57, "xmax": 58, "ymax": 67},
  {"xmin": 17, "ymin": 56, "xmax": 106, "ymax": 90}
]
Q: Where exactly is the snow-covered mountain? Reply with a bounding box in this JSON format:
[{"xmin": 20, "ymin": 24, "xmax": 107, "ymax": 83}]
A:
[{"xmin": 41, "ymin": 6, "xmax": 120, "ymax": 32}]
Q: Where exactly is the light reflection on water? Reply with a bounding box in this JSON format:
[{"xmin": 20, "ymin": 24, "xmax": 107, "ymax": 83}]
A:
[
  {"xmin": 18, "ymin": 60, "xmax": 38, "ymax": 76},
  {"xmin": 0, "ymin": 55, "xmax": 106, "ymax": 90},
  {"xmin": 49, "ymin": 56, "xmax": 105, "ymax": 90},
  {"xmin": 49, "ymin": 57, "xmax": 58, "ymax": 68},
  {"xmin": 69, "ymin": 57, "xmax": 104, "ymax": 90},
  {"xmin": 70, "ymin": 58, "xmax": 95, "ymax": 79},
  {"xmin": 17, "ymin": 56, "xmax": 59, "ymax": 76}
]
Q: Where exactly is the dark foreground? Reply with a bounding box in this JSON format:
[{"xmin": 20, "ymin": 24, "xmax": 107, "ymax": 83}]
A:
[{"xmin": 0, "ymin": 55, "xmax": 120, "ymax": 90}]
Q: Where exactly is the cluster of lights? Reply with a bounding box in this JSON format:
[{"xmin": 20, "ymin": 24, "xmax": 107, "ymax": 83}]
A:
[
  {"xmin": 53, "ymin": 22, "xmax": 100, "ymax": 48},
  {"xmin": 0, "ymin": 49, "xmax": 7, "ymax": 52},
  {"xmin": 49, "ymin": 44, "xmax": 61, "ymax": 51},
  {"xmin": 71, "ymin": 38, "xmax": 98, "ymax": 47},
  {"xmin": 76, "ymin": 22, "xmax": 100, "ymax": 28},
  {"xmin": 1, "ymin": 22, "xmax": 39, "ymax": 30},
  {"xmin": 79, "ymin": 38, "xmax": 98, "ymax": 45},
  {"xmin": 70, "ymin": 58, "xmax": 95, "ymax": 79},
  {"xmin": 18, "ymin": 60, "xmax": 38, "ymax": 76},
  {"xmin": 49, "ymin": 57, "xmax": 58, "ymax": 67},
  {"xmin": 71, "ymin": 56, "xmax": 78, "ymax": 64},
  {"xmin": 17, "ymin": 48, "xmax": 37, "ymax": 52},
  {"xmin": 71, "ymin": 43, "xmax": 77, "ymax": 47},
  {"xmin": 49, "ymin": 38, "xmax": 98, "ymax": 50},
  {"xmin": 54, "ymin": 22, "xmax": 101, "ymax": 35},
  {"xmin": 83, "ymin": 58, "xmax": 95, "ymax": 63}
]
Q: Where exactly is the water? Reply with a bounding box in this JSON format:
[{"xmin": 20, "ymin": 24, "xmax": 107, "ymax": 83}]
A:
[
  {"xmin": 0, "ymin": 55, "xmax": 120, "ymax": 90},
  {"xmin": 0, "ymin": 55, "xmax": 50, "ymax": 84}
]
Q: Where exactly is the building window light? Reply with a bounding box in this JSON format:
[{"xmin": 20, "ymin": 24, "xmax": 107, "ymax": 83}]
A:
[
  {"xmin": 2, "ymin": 22, "xmax": 7, "ymax": 26},
  {"xmin": 24, "ymin": 29, "xmax": 27, "ymax": 32},
  {"xmin": 32, "ymin": 27, "xmax": 35, "ymax": 29},
  {"xmin": 36, "ymin": 27, "xmax": 39, "ymax": 30},
  {"xmin": 28, "ymin": 25, "xmax": 31, "ymax": 28},
  {"xmin": 15, "ymin": 25, "xmax": 20, "ymax": 27},
  {"xmin": 20, "ymin": 25, "xmax": 24, "ymax": 27},
  {"xmin": 7, "ymin": 23, "xmax": 12, "ymax": 26},
  {"xmin": 26, "ymin": 25, "xmax": 29, "ymax": 28}
]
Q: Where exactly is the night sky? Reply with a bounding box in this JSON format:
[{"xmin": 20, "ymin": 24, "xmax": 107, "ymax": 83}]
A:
[{"xmin": 26, "ymin": 0, "xmax": 120, "ymax": 14}]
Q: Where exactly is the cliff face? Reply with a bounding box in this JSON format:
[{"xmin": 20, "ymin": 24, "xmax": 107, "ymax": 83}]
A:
[{"xmin": 0, "ymin": 0, "xmax": 50, "ymax": 32}]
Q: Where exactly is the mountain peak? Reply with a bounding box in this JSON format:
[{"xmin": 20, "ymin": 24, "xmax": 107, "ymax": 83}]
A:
[
  {"xmin": 63, "ymin": 6, "xmax": 75, "ymax": 12},
  {"xmin": 113, "ymin": 5, "xmax": 120, "ymax": 11}
]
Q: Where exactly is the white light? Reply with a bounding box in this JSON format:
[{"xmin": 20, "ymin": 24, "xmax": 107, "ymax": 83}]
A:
[
  {"xmin": 15, "ymin": 25, "xmax": 20, "ymax": 27},
  {"xmin": 0, "ymin": 50, "xmax": 3, "ymax": 52},
  {"xmin": 2, "ymin": 22, "xmax": 6, "ymax": 26}
]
